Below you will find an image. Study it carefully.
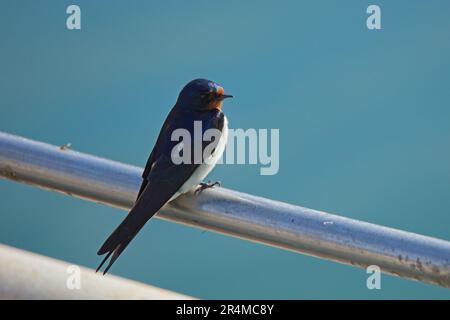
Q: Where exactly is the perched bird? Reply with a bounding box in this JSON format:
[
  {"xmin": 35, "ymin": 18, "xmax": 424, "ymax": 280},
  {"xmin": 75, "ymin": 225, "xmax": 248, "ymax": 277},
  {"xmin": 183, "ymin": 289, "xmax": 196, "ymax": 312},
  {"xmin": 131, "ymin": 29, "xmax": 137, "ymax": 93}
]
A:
[{"xmin": 96, "ymin": 79, "xmax": 233, "ymax": 274}]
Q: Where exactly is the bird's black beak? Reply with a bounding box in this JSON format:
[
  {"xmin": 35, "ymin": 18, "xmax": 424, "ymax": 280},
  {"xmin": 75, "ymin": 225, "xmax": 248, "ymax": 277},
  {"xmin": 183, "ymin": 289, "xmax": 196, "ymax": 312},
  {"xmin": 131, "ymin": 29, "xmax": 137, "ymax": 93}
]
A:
[{"xmin": 219, "ymin": 94, "xmax": 233, "ymax": 100}]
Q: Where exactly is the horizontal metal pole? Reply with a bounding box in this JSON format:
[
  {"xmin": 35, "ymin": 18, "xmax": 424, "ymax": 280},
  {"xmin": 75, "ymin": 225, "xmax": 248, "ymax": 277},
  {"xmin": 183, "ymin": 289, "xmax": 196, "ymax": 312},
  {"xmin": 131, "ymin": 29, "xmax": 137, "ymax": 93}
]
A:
[
  {"xmin": 1, "ymin": 131, "xmax": 450, "ymax": 288},
  {"xmin": 0, "ymin": 243, "xmax": 192, "ymax": 299}
]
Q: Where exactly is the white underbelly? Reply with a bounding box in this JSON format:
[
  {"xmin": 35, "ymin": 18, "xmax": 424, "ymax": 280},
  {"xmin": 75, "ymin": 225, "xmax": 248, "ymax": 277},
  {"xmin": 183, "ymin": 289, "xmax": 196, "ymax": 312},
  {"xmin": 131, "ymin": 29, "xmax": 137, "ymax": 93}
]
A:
[{"xmin": 169, "ymin": 116, "xmax": 228, "ymax": 201}]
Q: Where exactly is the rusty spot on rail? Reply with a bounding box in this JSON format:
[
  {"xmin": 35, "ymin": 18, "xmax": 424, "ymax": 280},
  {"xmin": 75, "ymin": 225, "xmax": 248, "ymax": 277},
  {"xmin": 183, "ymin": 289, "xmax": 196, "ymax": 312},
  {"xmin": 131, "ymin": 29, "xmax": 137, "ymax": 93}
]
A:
[{"xmin": 0, "ymin": 166, "xmax": 18, "ymax": 181}]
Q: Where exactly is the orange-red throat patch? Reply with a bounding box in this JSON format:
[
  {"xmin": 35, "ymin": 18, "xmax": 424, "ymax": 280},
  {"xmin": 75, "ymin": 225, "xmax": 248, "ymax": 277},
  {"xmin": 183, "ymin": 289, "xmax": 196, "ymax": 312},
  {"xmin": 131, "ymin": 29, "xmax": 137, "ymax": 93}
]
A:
[
  {"xmin": 216, "ymin": 86, "xmax": 225, "ymax": 95},
  {"xmin": 209, "ymin": 86, "xmax": 225, "ymax": 110}
]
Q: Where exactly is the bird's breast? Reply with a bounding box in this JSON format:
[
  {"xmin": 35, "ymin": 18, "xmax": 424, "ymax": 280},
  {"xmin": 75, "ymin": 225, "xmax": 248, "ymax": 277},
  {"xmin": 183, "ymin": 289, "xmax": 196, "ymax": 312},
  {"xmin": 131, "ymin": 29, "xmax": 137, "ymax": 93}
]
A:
[{"xmin": 170, "ymin": 116, "xmax": 228, "ymax": 200}]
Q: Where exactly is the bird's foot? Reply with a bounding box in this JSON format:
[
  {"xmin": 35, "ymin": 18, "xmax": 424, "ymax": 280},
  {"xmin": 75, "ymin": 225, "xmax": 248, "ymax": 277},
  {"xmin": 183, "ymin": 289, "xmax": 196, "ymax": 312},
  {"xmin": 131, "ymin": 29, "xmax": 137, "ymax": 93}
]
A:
[{"xmin": 195, "ymin": 180, "xmax": 221, "ymax": 195}]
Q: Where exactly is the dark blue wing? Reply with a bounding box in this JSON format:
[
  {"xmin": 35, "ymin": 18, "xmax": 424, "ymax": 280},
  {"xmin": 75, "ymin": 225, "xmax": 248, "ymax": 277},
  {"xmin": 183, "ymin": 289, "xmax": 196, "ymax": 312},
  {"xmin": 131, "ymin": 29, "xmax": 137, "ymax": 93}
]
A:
[{"xmin": 96, "ymin": 107, "xmax": 224, "ymax": 274}]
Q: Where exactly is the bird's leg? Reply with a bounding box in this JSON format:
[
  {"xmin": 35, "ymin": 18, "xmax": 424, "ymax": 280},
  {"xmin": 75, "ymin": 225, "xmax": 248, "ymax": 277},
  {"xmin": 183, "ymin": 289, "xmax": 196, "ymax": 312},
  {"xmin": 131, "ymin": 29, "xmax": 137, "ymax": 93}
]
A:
[{"xmin": 195, "ymin": 180, "xmax": 221, "ymax": 195}]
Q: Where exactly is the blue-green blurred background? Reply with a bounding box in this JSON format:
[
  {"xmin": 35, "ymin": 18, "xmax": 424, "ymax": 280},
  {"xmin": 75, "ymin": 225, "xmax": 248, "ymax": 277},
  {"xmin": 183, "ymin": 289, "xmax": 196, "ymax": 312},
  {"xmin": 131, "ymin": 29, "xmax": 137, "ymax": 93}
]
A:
[{"xmin": 1, "ymin": 0, "xmax": 450, "ymax": 299}]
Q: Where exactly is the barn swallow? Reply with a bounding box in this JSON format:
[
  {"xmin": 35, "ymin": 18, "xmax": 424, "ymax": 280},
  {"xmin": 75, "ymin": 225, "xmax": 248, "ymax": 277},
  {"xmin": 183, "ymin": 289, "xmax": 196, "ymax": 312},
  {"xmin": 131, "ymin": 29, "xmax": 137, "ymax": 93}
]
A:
[{"xmin": 96, "ymin": 79, "xmax": 232, "ymax": 274}]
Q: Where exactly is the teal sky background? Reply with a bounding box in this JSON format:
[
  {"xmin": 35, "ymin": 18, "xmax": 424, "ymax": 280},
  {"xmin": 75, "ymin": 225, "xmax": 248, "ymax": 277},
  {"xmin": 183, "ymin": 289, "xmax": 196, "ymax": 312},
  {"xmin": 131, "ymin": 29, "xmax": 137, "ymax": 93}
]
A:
[{"xmin": 1, "ymin": 1, "xmax": 450, "ymax": 299}]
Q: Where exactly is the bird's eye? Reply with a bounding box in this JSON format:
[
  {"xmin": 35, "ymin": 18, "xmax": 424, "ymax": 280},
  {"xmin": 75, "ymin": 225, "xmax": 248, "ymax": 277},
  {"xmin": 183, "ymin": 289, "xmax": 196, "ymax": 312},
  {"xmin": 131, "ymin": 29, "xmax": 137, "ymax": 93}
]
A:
[{"xmin": 199, "ymin": 90, "xmax": 214, "ymax": 99}]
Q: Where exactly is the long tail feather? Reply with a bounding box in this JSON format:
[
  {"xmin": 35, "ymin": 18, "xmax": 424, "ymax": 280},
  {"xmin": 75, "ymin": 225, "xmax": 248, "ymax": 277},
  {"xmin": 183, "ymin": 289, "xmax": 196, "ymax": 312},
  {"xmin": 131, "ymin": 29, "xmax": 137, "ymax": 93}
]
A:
[
  {"xmin": 95, "ymin": 162, "xmax": 193, "ymax": 274},
  {"xmin": 96, "ymin": 251, "xmax": 113, "ymax": 273},
  {"xmin": 96, "ymin": 211, "xmax": 148, "ymax": 274}
]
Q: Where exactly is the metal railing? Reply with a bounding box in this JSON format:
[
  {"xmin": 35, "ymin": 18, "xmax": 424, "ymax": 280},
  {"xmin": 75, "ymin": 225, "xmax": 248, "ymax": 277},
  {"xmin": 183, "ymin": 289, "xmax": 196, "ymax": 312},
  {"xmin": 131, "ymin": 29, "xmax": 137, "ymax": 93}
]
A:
[
  {"xmin": 0, "ymin": 244, "xmax": 192, "ymax": 299},
  {"xmin": 1, "ymin": 131, "xmax": 450, "ymax": 289}
]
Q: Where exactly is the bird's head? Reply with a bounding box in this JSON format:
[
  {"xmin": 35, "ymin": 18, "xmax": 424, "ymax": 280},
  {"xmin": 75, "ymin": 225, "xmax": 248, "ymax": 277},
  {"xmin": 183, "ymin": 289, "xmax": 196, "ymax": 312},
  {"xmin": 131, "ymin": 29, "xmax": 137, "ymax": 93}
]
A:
[{"xmin": 177, "ymin": 79, "xmax": 233, "ymax": 111}]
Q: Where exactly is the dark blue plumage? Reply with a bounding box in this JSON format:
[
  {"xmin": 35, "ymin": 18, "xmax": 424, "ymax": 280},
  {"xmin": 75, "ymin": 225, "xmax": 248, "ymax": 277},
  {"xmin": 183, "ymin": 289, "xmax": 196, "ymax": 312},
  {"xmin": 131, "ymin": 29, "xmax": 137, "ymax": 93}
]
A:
[{"xmin": 96, "ymin": 79, "xmax": 232, "ymax": 274}]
